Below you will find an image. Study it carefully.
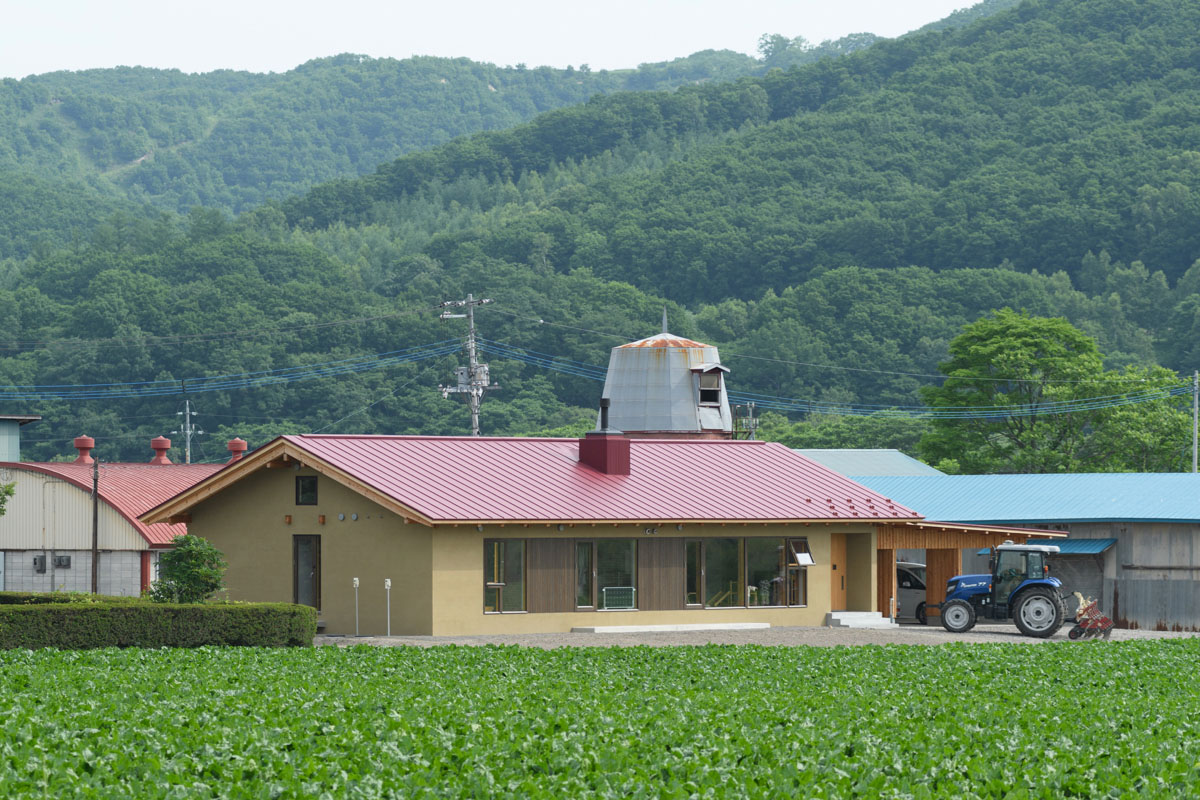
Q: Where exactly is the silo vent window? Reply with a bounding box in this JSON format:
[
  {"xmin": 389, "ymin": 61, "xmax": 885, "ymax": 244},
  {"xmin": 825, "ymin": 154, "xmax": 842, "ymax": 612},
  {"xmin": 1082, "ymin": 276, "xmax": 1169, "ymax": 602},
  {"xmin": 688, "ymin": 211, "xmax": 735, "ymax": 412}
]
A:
[{"xmin": 699, "ymin": 372, "xmax": 722, "ymax": 405}]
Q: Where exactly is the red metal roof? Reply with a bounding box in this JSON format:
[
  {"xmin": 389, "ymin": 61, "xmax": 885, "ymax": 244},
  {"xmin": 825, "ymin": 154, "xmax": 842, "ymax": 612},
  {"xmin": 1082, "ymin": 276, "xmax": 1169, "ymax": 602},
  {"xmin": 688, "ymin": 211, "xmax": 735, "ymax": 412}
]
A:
[
  {"xmin": 1, "ymin": 461, "xmax": 223, "ymax": 546},
  {"xmin": 278, "ymin": 435, "xmax": 921, "ymax": 523}
]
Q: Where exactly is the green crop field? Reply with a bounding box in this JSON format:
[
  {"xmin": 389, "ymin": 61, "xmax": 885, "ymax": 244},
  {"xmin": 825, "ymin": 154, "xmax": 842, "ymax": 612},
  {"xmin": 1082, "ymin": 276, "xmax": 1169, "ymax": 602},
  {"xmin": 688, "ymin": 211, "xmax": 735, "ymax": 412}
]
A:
[{"xmin": 0, "ymin": 641, "xmax": 1196, "ymax": 798}]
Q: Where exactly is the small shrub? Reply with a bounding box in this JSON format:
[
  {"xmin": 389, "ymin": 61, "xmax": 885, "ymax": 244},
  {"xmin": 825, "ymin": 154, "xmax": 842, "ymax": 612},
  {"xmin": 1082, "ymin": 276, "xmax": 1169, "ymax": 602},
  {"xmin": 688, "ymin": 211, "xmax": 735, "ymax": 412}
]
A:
[{"xmin": 150, "ymin": 534, "xmax": 227, "ymax": 603}]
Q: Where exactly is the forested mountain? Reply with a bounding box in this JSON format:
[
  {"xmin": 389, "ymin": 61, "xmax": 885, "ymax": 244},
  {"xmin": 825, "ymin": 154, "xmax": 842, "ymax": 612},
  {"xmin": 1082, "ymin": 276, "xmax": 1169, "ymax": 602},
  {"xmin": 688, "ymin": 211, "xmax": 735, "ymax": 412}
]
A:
[
  {"xmin": 286, "ymin": 0, "xmax": 1200, "ymax": 304},
  {"xmin": 0, "ymin": 52, "xmax": 752, "ymax": 231},
  {"xmin": 2, "ymin": 0, "xmax": 1197, "ymax": 469},
  {"xmin": 0, "ymin": 3, "xmax": 1019, "ymax": 257}
]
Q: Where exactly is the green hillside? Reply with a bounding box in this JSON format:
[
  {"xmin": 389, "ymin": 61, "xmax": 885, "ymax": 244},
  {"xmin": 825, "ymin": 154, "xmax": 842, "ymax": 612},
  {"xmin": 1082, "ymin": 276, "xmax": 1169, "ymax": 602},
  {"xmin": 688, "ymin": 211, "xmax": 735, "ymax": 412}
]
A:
[
  {"xmin": 2, "ymin": 0, "xmax": 1196, "ymax": 469},
  {"xmin": 286, "ymin": 0, "xmax": 1200, "ymax": 303},
  {"xmin": 0, "ymin": 51, "xmax": 772, "ymax": 222}
]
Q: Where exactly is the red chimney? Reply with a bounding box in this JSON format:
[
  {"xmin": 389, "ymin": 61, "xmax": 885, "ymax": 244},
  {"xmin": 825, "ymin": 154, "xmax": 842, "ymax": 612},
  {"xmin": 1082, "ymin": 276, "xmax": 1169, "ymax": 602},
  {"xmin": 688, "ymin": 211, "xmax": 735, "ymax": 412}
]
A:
[
  {"xmin": 149, "ymin": 436, "xmax": 172, "ymax": 465},
  {"xmin": 578, "ymin": 399, "xmax": 630, "ymax": 476},
  {"xmin": 226, "ymin": 438, "xmax": 247, "ymax": 463},
  {"xmin": 73, "ymin": 436, "xmax": 95, "ymax": 465}
]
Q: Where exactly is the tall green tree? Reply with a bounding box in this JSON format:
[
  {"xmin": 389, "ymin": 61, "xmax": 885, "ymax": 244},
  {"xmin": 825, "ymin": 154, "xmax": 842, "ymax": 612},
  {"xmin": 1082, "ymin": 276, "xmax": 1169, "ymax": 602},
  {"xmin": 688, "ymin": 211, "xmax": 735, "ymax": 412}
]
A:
[{"xmin": 919, "ymin": 309, "xmax": 1189, "ymax": 473}]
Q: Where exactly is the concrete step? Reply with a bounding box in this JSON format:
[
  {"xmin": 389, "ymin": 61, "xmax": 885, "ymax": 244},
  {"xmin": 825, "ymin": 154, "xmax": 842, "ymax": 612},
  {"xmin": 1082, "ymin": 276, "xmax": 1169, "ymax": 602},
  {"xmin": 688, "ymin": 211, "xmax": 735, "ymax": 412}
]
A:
[
  {"xmin": 571, "ymin": 622, "xmax": 771, "ymax": 634},
  {"xmin": 825, "ymin": 611, "xmax": 898, "ymax": 629}
]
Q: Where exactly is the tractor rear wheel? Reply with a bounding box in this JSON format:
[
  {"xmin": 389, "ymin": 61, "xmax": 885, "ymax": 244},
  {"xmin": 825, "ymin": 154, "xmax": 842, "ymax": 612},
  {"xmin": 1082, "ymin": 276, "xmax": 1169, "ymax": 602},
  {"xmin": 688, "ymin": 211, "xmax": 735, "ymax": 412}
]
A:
[
  {"xmin": 941, "ymin": 599, "xmax": 976, "ymax": 633},
  {"xmin": 1013, "ymin": 587, "xmax": 1066, "ymax": 638}
]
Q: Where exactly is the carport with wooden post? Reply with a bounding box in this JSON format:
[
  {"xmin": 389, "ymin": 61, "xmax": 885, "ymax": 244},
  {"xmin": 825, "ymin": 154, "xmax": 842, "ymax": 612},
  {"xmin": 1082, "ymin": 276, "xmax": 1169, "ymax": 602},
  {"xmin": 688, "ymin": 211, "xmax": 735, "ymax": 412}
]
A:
[{"xmin": 875, "ymin": 522, "xmax": 1064, "ymax": 619}]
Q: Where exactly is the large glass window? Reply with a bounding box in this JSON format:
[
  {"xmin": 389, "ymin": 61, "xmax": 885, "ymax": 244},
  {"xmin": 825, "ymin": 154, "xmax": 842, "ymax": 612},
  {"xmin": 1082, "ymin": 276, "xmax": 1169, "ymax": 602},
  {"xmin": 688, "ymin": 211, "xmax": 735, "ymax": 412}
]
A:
[
  {"xmin": 704, "ymin": 538, "xmax": 742, "ymax": 608},
  {"xmin": 483, "ymin": 539, "xmax": 525, "ymax": 613},
  {"xmin": 597, "ymin": 539, "xmax": 637, "ymax": 609},
  {"xmin": 746, "ymin": 539, "xmax": 787, "ymax": 607}
]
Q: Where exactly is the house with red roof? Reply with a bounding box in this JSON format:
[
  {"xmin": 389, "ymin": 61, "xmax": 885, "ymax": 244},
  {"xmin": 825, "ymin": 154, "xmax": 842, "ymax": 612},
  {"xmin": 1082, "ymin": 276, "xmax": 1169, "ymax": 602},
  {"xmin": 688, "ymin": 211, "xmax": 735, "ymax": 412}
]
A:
[
  {"xmin": 142, "ymin": 419, "xmax": 1053, "ymax": 636},
  {"xmin": 0, "ymin": 435, "xmax": 237, "ymax": 595}
]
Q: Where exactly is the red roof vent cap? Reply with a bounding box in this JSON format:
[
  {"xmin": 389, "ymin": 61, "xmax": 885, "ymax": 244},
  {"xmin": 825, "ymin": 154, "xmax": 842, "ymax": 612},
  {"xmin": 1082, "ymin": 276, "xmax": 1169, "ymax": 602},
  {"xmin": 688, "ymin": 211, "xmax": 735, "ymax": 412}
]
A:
[
  {"xmin": 149, "ymin": 436, "xmax": 172, "ymax": 465},
  {"xmin": 73, "ymin": 436, "xmax": 95, "ymax": 465},
  {"xmin": 227, "ymin": 438, "xmax": 248, "ymax": 463}
]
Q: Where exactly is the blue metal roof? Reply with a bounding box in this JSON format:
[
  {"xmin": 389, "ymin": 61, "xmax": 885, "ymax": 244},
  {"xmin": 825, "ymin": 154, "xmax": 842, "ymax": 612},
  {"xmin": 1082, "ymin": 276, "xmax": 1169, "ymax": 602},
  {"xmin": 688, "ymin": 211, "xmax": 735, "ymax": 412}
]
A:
[
  {"xmin": 853, "ymin": 474, "xmax": 1200, "ymax": 524},
  {"xmin": 975, "ymin": 538, "xmax": 1117, "ymax": 556},
  {"xmin": 796, "ymin": 449, "xmax": 944, "ymax": 477}
]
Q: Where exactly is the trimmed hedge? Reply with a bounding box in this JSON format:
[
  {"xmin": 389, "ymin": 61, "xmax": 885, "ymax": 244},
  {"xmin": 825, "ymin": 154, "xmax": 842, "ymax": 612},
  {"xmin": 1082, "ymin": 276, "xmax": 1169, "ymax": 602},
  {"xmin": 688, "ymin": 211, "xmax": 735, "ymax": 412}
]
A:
[
  {"xmin": 0, "ymin": 591, "xmax": 143, "ymax": 605},
  {"xmin": 0, "ymin": 603, "xmax": 317, "ymax": 649}
]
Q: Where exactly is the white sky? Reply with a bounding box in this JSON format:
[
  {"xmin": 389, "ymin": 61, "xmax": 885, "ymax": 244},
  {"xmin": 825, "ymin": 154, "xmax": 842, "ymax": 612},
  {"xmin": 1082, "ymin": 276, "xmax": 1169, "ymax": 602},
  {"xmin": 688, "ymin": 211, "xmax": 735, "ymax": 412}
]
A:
[{"xmin": 0, "ymin": 0, "xmax": 977, "ymax": 80}]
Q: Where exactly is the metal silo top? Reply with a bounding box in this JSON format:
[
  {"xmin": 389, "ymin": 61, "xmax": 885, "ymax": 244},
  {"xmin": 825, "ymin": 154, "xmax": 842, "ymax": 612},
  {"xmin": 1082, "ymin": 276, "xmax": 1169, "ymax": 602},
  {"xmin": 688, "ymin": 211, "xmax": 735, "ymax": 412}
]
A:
[
  {"xmin": 618, "ymin": 333, "xmax": 712, "ymax": 349},
  {"xmin": 602, "ymin": 330, "xmax": 732, "ymax": 436}
]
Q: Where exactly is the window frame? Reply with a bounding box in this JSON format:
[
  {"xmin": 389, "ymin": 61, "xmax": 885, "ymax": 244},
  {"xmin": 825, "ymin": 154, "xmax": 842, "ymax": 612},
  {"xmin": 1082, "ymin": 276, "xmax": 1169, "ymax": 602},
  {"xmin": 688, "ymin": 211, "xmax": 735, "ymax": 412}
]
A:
[
  {"xmin": 483, "ymin": 539, "xmax": 527, "ymax": 614},
  {"xmin": 295, "ymin": 475, "xmax": 318, "ymax": 506},
  {"xmin": 698, "ymin": 371, "xmax": 723, "ymax": 406},
  {"xmin": 574, "ymin": 539, "xmax": 638, "ymax": 610}
]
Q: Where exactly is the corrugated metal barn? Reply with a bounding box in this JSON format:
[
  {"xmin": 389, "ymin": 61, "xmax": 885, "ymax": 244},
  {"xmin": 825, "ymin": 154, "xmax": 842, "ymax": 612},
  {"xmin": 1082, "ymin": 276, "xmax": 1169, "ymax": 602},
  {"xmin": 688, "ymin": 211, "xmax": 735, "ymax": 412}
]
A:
[
  {"xmin": 851, "ymin": 473, "xmax": 1200, "ymax": 631},
  {"xmin": 0, "ymin": 434, "xmax": 225, "ymax": 595}
]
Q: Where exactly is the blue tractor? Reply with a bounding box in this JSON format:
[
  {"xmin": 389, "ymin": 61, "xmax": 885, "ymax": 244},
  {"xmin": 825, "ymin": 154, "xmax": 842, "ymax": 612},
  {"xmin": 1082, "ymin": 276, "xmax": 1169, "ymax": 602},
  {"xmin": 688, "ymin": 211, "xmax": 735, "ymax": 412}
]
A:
[{"xmin": 939, "ymin": 543, "xmax": 1066, "ymax": 638}]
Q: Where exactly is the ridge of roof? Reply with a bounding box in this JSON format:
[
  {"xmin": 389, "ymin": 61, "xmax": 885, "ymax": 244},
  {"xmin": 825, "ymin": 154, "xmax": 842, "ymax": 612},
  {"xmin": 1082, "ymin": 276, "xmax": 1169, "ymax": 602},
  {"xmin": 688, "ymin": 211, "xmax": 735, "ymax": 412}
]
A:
[{"xmin": 291, "ymin": 433, "xmax": 767, "ymax": 445}]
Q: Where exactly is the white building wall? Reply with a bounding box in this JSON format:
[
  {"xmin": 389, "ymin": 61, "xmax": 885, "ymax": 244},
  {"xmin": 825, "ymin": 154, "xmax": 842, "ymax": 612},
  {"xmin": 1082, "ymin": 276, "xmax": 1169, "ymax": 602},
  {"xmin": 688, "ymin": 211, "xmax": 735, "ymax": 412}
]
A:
[
  {"xmin": 0, "ymin": 469, "xmax": 146, "ymax": 551},
  {"xmin": 1, "ymin": 550, "xmax": 143, "ymax": 596}
]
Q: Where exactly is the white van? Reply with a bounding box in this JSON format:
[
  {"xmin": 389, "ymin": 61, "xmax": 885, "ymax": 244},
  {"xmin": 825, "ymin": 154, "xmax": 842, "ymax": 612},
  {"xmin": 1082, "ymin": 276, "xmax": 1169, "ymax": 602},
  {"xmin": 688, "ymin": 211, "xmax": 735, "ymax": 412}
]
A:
[{"xmin": 897, "ymin": 561, "xmax": 928, "ymax": 624}]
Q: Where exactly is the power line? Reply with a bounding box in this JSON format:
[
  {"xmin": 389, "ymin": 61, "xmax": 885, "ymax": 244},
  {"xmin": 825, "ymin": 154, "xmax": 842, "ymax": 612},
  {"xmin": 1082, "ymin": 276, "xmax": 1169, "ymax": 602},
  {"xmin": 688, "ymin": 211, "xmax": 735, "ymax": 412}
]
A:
[
  {"xmin": 0, "ymin": 339, "xmax": 461, "ymax": 400},
  {"xmin": 482, "ymin": 306, "xmax": 1167, "ymax": 385},
  {"xmin": 477, "ymin": 339, "xmax": 1192, "ymax": 420},
  {"xmin": 0, "ymin": 305, "xmax": 444, "ymax": 354}
]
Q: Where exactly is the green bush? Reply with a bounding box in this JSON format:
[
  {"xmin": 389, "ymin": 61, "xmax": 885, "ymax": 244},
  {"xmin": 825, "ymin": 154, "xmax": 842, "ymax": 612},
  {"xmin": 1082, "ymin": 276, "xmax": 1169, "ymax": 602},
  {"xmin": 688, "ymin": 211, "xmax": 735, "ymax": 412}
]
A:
[
  {"xmin": 0, "ymin": 603, "xmax": 316, "ymax": 649},
  {"xmin": 150, "ymin": 534, "xmax": 227, "ymax": 603},
  {"xmin": 0, "ymin": 591, "xmax": 143, "ymax": 605}
]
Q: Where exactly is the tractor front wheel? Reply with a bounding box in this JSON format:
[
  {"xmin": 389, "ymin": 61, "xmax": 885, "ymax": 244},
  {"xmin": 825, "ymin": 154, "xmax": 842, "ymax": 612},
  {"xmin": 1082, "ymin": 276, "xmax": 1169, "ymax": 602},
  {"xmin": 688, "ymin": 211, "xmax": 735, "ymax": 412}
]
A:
[
  {"xmin": 941, "ymin": 599, "xmax": 976, "ymax": 633},
  {"xmin": 1013, "ymin": 587, "xmax": 1066, "ymax": 638}
]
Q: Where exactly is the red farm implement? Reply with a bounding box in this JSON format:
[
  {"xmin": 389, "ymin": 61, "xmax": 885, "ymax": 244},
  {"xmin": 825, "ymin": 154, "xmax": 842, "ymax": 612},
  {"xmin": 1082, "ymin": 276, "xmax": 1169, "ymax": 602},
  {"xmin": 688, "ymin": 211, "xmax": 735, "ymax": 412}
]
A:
[{"xmin": 1068, "ymin": 592, "xmax": 1114, "ymax": 640}]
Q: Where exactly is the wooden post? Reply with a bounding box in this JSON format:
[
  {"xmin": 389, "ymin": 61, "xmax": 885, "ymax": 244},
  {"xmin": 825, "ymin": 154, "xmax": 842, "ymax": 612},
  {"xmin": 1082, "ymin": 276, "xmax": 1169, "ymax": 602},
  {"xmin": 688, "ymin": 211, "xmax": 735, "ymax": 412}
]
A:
[
  {"xmin": 877, "ymin": 548, "xmax": 896, "ymax": 617},
  {"xmin": 924, "ymin": 548, "xmax": 963, "ymax": 618}
]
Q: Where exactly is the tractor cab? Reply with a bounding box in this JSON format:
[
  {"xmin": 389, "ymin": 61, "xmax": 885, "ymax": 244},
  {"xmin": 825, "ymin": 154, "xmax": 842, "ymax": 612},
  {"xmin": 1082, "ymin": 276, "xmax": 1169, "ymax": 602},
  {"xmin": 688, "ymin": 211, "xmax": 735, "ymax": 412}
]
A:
[
  {"xmin": 940, "ymin": 542, "xmax": 1066, "ymax": 638},
  {"xmin": 990, "ymin": 545, "xmax": 1056, "ymax": 607}
]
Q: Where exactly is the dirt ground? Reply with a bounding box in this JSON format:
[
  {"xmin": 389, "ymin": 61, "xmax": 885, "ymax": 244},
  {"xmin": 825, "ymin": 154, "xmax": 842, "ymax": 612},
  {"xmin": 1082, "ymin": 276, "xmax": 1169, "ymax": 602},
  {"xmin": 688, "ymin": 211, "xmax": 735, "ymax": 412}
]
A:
[{"xmin": 314, "ymin": 621, "xmax": 1197, "ymax": 649}]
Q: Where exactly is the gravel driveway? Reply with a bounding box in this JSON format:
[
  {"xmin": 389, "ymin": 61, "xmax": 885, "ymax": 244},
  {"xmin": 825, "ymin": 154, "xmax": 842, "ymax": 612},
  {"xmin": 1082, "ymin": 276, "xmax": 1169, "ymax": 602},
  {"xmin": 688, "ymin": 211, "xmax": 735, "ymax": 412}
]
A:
[{"xmin": 315, "ymin": 621, "xmax": 1196, "ymax": 649}]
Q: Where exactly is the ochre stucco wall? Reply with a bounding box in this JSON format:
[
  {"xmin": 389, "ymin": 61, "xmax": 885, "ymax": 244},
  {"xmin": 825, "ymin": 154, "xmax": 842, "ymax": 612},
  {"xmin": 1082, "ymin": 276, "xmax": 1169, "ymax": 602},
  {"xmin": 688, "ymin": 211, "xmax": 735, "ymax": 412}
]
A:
[
  {"xmin": 430, "ymin": 524, "xmax": 877, "ymax": 635},
  {"xmin": 187, "ymin": 466, "xmax": 432, "ymax": 635}
]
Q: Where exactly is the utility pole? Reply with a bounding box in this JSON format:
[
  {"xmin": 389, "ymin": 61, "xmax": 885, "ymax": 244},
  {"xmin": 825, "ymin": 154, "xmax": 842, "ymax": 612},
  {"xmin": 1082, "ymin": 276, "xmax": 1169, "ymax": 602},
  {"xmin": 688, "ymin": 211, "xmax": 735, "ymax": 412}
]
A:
[
  {"xmin": 91, "ymin": 457, "xmax": 99, "ymax": 594},
  {"xmin": 173, "ymin": 381, "xmax": 203, "ymax": 464},
  {"xmin": 439, "ymin": 294, "xmax": 498, "ymax": 436},
  {"xmin": 1193, "ymin": 369, "xmax": 1197, "ymax": 474}
]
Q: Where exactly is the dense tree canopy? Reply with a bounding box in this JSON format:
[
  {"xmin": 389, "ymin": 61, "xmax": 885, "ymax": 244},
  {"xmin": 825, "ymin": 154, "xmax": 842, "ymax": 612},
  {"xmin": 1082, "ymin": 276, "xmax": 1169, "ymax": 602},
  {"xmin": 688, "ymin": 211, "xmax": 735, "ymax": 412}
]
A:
[
  {"xmin": 919, "ymin": 310, "xmax": 1190, "ymax": 473},
  {"xmin": 0, "ymin": 0, "xmax": 1196, "ymax": 473}
]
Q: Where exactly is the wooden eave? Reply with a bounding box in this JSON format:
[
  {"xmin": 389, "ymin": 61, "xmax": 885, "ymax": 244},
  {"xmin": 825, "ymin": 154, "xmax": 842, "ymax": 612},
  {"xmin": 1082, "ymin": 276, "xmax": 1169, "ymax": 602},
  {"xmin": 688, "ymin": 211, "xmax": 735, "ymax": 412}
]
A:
[
  {"xmin": 876, "ymin": 521, "xmax": 1068, "ymax": 550},
  {"xmin": 140, "ymin": 437, "xmax": 436, "ymax": 528}
]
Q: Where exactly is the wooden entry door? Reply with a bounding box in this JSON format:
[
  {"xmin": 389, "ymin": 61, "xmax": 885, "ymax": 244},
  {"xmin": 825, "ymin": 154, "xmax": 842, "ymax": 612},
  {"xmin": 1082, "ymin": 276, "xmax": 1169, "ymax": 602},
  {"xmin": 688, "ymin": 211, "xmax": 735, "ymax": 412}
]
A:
[
  {"xmin": 830, "ymin": 533, "xmax": 847, "ymax": 610},
  {"xmin": 293, "ymin": 535, "xmax": 321, "ymax": 609}
]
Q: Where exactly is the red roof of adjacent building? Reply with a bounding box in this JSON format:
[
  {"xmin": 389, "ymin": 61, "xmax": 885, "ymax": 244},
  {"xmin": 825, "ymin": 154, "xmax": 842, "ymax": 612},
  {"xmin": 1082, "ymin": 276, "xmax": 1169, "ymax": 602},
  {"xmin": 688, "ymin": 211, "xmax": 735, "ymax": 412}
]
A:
[
  {"xmin": 146, "ymin": 434, "xmax": 918, "ymax": 525},
  {"xmin": 1, "ymin": 461, "xmax": 224, "ymax": 545}
]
